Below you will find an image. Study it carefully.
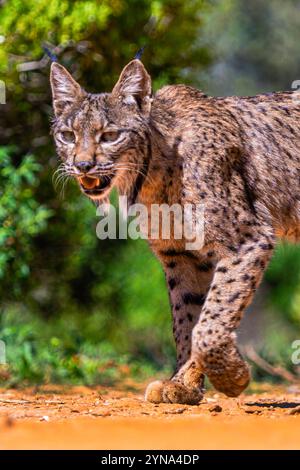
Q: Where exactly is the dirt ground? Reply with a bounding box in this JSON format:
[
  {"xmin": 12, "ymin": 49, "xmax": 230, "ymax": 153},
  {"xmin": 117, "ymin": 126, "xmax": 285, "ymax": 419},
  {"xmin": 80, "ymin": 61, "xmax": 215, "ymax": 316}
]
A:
[{"xmin": 0, "ymin": 380, "xmax": 300, "ymax": 450}]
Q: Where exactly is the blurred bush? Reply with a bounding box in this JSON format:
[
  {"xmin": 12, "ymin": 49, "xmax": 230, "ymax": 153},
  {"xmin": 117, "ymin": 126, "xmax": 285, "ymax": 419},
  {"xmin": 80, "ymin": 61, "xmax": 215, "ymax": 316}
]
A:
[
  {"xmin": 0, "ymin": 147, "xmax": 52, "ymax": 297},
  {"xmin": 199, "ymin": 0, "xmax": 300, "ymax": 96}
]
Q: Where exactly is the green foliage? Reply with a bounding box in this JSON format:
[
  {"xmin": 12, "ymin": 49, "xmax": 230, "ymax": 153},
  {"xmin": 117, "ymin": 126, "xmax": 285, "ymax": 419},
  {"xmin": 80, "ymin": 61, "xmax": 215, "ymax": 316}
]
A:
[
  {"xmin": 266, "ymin": 244, "xmax": 300, "ymax": 325},
  {"xmin": 0, "ymin": 304, "xmax": 163, "ymax": 386},
  {"xmin": 0, "ymin": 146, "xmax": 52, "ymax": 296}
]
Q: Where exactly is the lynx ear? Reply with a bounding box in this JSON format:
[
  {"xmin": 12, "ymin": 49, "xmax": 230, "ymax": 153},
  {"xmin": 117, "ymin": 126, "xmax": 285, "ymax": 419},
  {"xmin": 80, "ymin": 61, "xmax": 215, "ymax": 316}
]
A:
[
  {"xmin": 112, "ymin": 59, "xmax": 152, "ymax": 111},
  {"xmin": 50, "ymin": 63, "xmax": 85, "ymax": 116}
]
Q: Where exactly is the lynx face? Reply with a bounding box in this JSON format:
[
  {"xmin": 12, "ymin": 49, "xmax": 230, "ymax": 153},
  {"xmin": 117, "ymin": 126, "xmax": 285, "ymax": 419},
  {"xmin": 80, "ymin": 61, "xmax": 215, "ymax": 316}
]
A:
[{"xmin": 50, "ymin": 60, "xmax": 152, "ymax": 201}]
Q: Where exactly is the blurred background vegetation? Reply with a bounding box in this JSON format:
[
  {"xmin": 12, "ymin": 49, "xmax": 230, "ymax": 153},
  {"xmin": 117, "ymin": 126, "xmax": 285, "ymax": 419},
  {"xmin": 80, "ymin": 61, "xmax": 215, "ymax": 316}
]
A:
[{"xmin": 0, "ymin": 0, "xmax": 299, "ymax": 387}]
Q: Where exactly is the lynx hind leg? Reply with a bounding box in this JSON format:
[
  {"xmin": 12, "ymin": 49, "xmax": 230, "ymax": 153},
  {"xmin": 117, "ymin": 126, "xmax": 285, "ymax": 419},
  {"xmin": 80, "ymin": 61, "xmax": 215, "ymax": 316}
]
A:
[
  {"xmin": 145, "ymin": 251, "xmax": 215, "ymax": 405},
  {"xmin": 190, "ymin": 234, "xmax": 274, "ymax": 397}
]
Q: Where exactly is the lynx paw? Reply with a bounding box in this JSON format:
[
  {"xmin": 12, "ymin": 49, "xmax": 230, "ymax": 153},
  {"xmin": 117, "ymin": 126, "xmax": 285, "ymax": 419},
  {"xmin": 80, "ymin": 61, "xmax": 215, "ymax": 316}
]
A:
[
  {"xmin": 145, "ymin": 380, "xmax": 203, "ymax": 405},
  {"xmin": 204, "ymin": 357, "xmax": 250, "ymax": 397}
]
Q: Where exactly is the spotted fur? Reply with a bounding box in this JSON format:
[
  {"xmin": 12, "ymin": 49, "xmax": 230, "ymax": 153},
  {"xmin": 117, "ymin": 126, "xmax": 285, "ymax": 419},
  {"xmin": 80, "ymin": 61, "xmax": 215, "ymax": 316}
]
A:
[{"xmin": 50, "ymin": 60, "xmax": 300, "ymax": 404}]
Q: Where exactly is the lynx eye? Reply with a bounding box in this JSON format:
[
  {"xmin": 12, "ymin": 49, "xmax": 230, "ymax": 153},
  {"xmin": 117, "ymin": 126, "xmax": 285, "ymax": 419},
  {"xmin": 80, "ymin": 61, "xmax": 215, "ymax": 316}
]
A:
[
  {"xmin": 101, "ymin": 131, "xmax": 120, "ymax": 143},
  {"xmin": 59, "ymin": 130, "xmax": 75, "ymax": 144}
]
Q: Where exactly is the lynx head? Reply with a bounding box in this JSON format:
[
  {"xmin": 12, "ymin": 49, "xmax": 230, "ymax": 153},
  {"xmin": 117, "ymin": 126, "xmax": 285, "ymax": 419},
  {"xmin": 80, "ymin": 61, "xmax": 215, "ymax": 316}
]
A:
[{"xmin": 50, "ymin": 60, "xmax": 152, "ymax": 201}]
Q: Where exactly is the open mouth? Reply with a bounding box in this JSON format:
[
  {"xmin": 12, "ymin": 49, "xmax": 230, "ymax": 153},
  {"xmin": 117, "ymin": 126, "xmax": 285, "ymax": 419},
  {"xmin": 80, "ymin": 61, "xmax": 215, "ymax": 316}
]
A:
[{"xmin": 78, "ymin": 174, "xmax": 114, "ymax": 196}]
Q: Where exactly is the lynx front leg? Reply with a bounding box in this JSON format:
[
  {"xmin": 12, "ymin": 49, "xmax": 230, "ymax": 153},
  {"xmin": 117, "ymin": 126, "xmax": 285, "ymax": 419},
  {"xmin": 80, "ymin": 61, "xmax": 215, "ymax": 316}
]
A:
[
  {"xmin": 145, "ymin": 251, "xmax": 215, "ymax": 404},
  {"xmin": 191, "ymin": 234, "xmax": 274, "ymax": 397}
]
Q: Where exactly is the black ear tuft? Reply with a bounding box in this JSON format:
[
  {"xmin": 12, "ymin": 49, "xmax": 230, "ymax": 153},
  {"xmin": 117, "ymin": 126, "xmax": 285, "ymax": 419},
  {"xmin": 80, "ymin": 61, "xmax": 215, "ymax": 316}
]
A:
[
  {"xmin": 134, "ymin": 46, "xmax": 146, "ymax": 61},
  {"xmin": 43, "ymin": 45, "xmax": 58, "ymax": 63}
]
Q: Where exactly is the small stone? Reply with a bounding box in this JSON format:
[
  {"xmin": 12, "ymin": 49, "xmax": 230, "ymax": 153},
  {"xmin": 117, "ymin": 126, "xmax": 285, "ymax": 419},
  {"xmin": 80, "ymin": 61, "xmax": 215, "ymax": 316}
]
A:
[
  {"xmin": 243, "ymin": 406, "xmax": 263, "ymax": 415},
  {"xmin": 91, "ymin": 411, "xmax": 111, "ymax": 417},
  {"xmin": 164, "ymin": 407, "xmax": 187, "ymax": 415},
  {"xmin": 209, "ymin": 404, "xmax": 222, "ymax": 413},
  {"xmin": 244, "ymin": 409, "xmax": 262, "ymax": 415},
  {"xmin": 40, "ymin": 415, "xmax": 49, "ymax": 422}
]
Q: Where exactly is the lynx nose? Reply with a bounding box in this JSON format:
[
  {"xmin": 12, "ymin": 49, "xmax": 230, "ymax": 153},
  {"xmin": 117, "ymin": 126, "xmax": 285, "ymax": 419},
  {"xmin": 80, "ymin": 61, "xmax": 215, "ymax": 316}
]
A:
[{"xmin": 75, "ymin": 161, "xmax": 94, "ymax": 173}]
